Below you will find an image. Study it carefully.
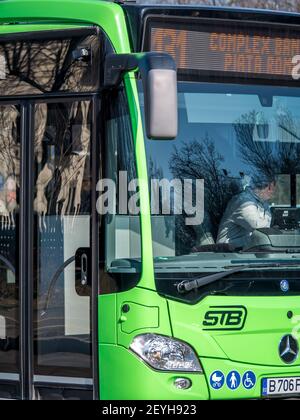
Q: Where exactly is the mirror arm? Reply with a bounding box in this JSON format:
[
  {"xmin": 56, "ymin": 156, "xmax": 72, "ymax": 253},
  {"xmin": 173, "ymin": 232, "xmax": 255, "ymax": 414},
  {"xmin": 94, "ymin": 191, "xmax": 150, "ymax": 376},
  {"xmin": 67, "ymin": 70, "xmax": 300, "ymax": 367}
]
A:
[
  {"xmin": 104, "ymin": 54, "xmax": 139, "ymax": 88},
  {"xmin": 104, "ymin": 52, "xmax": 176, "ymax": 88}
]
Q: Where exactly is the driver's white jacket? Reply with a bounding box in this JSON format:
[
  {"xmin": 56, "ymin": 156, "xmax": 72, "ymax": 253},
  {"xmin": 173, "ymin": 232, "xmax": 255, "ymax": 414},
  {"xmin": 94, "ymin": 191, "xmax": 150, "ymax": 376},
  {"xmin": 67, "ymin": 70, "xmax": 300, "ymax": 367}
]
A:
[{"xmin": 217, "ymin": 189, "xmax": 272, "ymax": 249}]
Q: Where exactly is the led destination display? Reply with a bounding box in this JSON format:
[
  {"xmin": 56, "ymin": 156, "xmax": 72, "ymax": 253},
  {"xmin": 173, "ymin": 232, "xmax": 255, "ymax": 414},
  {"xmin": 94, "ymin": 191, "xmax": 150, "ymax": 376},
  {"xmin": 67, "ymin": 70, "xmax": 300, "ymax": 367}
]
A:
[{"xmin": 148, "ymin": 20, "xmax": 300, "ymax": 80}]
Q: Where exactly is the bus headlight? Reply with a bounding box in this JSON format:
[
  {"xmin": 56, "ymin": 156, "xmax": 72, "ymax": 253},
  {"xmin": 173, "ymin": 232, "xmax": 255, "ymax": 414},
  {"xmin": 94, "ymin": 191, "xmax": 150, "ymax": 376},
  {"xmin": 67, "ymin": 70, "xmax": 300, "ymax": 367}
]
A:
[{"xmin": 130, "ymin": 334, "xmax": 202, "ymax": 373}]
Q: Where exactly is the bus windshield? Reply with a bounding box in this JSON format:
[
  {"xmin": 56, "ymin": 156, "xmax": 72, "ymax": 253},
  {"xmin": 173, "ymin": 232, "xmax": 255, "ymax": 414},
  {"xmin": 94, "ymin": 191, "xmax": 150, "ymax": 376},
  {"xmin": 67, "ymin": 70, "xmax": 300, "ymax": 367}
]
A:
[{"xmin": 142, "ymin": 82, "xmax": 300, "ymax": 272}]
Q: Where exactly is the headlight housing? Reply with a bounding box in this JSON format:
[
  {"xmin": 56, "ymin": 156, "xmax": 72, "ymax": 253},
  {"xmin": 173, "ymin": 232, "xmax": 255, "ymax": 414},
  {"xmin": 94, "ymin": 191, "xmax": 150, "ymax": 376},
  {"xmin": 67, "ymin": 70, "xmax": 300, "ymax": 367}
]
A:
[{"xmin": 130, "ymin": 334, "xmax": 202, "ymax": 373}]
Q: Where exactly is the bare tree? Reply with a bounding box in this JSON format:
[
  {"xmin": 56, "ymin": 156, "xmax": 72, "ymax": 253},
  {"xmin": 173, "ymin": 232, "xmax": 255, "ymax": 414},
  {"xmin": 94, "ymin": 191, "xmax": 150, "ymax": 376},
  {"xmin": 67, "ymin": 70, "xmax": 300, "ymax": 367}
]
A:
[
  {"xmin": 234, "ymin": 109, "xmax": 300, "ymax": 178},
  {"xmin": 0, "ymin": 35, "xmax": 97, "ymax": 228},
  {"xmin": 170, "ymin": 137, "xmax": 240, "ymax": 238}
]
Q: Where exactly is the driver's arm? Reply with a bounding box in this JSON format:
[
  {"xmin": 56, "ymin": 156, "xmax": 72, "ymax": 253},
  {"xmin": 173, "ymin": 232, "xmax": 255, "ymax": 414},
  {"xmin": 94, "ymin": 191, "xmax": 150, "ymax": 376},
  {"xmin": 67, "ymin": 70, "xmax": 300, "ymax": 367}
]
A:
[{"xmin": 234, "ymin": 202, "xmax": 271, "ymax": 232}]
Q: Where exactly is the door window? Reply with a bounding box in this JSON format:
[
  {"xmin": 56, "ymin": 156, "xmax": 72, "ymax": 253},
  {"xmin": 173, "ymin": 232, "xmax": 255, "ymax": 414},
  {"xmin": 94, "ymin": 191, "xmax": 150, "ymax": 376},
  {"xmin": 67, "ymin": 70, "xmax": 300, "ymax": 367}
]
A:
[
  {"xmin": 33, "ymin": 100, "xmax": 93, "ymax": 379},
  {"xmin": 0, "ymin": 104, "xmax": 20, "ymax": 397}
]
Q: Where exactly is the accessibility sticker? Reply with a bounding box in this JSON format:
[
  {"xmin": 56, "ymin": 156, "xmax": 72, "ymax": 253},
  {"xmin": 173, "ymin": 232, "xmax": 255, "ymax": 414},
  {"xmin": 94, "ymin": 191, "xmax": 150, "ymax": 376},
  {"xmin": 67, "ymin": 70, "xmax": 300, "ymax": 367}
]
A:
[
  {"xmin": 226, "ymin": 371, "xmax": 241, "ymax": 390},
  {"xmin": 210, "ymin": 371, "xmax": 225, "ymax": 390},
  {"xmin": 242, "ymin": 371, "xmax": 256, "ymax": 390}
]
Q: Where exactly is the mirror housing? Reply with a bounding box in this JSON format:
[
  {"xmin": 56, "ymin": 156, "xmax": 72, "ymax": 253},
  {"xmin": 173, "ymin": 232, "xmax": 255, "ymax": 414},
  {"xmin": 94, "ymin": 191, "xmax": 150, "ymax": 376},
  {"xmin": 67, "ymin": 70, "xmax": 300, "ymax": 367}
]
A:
[{"xmin": 104, "ymin": 52, "xmax": 178, "ymax": 140}]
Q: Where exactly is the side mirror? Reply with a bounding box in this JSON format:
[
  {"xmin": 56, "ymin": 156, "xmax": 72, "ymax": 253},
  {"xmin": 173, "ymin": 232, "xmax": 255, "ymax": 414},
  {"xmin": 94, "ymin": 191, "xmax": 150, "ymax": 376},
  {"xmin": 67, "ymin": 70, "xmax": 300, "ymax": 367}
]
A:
[{"xmin": 104, "ymin": 52, "xmax": 178, "ymax": 140}]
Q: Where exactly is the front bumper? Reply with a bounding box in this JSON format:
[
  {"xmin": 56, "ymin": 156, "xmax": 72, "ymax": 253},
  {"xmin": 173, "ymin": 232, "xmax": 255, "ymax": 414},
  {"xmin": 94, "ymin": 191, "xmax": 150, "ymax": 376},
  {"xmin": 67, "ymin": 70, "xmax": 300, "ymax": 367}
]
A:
[
  {"xmin": 99, "ymin": 344, "xmax": 209, "ymax": 400},
  {"xmin": 99, "ymin": 344, "xmax": 300, "ymax": 400},
  {"xmin": 202, "ymin": 358, "xmax": 300, "ymax": 400}
]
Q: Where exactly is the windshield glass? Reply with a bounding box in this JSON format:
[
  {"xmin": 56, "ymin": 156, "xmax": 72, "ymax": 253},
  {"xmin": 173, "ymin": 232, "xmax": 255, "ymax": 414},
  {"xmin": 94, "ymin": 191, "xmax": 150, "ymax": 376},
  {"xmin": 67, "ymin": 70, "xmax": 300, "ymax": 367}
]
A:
[{"xmin": 141, "ymin": 82, "xmax": 300, "ymax": 273}]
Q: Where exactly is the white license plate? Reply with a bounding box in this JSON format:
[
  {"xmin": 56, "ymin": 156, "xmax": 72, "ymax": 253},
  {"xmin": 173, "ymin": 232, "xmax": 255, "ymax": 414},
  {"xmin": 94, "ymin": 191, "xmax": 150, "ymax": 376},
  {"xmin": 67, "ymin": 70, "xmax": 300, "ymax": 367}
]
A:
[{"xmin": 262, "ymin": 377, "xmax": 300, "ymax": 397}]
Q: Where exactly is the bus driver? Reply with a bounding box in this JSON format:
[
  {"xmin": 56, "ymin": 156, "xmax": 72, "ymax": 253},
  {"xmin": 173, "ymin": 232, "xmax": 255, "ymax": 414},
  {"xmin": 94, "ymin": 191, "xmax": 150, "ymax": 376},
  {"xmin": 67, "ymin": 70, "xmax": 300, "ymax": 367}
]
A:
[{"xmin": 217, "ymin": 176, "xmax": 276, "ymax": 249}]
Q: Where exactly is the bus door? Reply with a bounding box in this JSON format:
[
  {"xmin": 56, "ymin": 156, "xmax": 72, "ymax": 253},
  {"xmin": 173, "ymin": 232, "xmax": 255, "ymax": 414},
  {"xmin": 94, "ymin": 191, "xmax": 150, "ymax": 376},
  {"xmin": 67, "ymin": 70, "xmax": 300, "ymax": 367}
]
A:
[
  {"xmin": 0, "ymin": 29, "xmax": 101, "ymax": 400},
  {"xmin": 0, "ymin": 96, "xmax": 99, "ymax": 400},
  {"xmin": 32, "ymin": 97, "xmax": 98, "ymax": 400}
]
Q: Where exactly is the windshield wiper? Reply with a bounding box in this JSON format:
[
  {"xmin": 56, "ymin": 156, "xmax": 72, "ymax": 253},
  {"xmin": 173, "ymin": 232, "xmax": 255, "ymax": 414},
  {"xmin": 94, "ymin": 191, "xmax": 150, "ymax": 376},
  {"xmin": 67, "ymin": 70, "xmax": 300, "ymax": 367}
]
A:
[{"xmin": 177, "ymin": 262, "xmax": 300, "ymax": 294}]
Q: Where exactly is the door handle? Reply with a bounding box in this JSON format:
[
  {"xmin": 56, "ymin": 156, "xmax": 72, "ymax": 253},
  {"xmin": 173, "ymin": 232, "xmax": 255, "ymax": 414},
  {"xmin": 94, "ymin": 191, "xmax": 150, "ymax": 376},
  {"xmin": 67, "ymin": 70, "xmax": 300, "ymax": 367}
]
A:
[
  {"xmin": 81, "ymin": 253, "xmax": 88, "ymax": 286},
  {"xmin": 75, "ymin": 248, "xmax": 91, "ymax": 296}
]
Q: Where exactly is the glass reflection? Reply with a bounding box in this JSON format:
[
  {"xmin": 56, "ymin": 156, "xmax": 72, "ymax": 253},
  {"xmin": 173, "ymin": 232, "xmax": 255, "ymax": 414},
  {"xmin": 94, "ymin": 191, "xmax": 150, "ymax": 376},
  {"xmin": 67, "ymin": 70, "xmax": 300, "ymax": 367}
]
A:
[
  {"xmin": 0, "ymin": 105, "xmax": 20, "ymax": 377},
  {"xmin": 144, "ymin": 83, "xmax": 300, "ymax": 259},
  {"xmin": 34, "ymin": 101, "xmax": 92, "ymax": 378},
  {"xmin": 0, "ymin": 31, "xmax": 99, "ymax": 97}
]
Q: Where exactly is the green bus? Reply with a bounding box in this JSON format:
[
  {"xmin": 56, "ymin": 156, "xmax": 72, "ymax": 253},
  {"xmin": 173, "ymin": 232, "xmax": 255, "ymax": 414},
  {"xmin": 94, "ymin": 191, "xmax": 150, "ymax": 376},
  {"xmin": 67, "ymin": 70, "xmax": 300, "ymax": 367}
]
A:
[{"xmin": 0, "ymin": 0, "xmax": 300, "ymax": 400}]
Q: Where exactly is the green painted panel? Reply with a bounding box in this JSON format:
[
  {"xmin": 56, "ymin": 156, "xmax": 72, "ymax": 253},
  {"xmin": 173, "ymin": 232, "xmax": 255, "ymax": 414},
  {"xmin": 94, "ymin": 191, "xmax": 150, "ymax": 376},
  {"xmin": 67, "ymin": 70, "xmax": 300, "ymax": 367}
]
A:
[
  {"xmin": 120, "ymin": 302, "xmax": 159, "ymax": 334},
  {"xmin": 168, "ymin": 295, "xmax": 300, "ymax": 367},
  {"xmin": 117, "ymin": 288, "xmax": 172, "ymax": 348},
  {"xmin": 0, "ymin": 0, "xmax": 131, "ymax": 54},
  {"xmin": 99, "ymin": 294, "xmax": 117, "ymax": 345},
  {"xmin": 99, "ymin": 344, "xmax": 209, "ymax": 400}
]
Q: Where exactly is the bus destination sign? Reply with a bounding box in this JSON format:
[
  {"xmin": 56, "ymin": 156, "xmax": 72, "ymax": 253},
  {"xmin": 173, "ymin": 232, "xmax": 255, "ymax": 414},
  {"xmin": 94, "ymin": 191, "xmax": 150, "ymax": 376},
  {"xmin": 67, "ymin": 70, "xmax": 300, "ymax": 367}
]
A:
[{"xmin": 148, "ymin": 21, "xmax": 300, "ymax": 80}]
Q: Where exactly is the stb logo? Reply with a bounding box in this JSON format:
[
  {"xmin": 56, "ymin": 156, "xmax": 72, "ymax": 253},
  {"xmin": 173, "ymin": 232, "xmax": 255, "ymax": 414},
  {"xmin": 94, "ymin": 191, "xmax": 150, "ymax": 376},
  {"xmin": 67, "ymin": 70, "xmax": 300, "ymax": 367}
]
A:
[
  {"xmin": 203, "ymin": 306, "xmax": 247, "ymax": 331},
  {"xmin": 0, "ymin": 54, "xmax": 6, "ymax": 80}
]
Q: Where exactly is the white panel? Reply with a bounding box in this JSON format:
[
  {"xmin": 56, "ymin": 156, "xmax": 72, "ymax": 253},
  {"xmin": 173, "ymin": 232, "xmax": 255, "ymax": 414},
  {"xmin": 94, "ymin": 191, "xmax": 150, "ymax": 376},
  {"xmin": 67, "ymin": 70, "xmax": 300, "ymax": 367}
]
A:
[
  {"xmin": 63, "ymin": 216, "xmax": 90, "ymax": 336},
  {"xmin": 0, "ymin": 316, "xmax": 6, "ymax": 340},
  {"xmin": 129, "ymin": 217, "xmax": 142, "ymax": 258},
  {"xmin": 7, "ymin": 271, "xmax": 15, "ymax": 285},
  {"xmin": 115, "ymin": 217, "xmax": 130, "ymax": 259},
  {"xmin": 152, "ymin": 216, "xmax": 176, "ymax": 257}
]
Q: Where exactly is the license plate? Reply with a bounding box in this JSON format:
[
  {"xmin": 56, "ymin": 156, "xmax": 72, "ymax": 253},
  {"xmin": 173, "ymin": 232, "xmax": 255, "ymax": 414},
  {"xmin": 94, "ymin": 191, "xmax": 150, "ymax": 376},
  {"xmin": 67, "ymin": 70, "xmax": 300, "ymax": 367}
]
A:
[{"xmin": 262, "ymin": 377, "xmax": 300, "ymax": 397}]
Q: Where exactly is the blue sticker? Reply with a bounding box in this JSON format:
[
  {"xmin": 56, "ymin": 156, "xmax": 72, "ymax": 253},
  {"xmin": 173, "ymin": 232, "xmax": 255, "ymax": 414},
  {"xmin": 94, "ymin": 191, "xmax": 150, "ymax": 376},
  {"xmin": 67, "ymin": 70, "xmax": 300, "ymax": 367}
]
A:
[
  {"xmin": 242, "ymin": 371, "xmax": 256, "ymax": 390},
  {"xmin": 226, "ymin": 371, "xmax": 241, "ymax": 390},
  {"xmin": 210, "ymin": 371, "xmax": 225, "ymax": 390}
]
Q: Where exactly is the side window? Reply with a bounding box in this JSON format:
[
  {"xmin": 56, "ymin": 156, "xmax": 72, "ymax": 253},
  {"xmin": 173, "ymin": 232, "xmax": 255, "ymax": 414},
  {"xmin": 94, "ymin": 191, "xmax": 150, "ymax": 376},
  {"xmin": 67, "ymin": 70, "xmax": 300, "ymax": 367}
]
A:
[
  {"xmin": 100, "ymin": 86, "xmax": 141, "ymax": 294},
  {"xmin": 0, "ymin": 29, "xmax": 100, "ymax": 96}
]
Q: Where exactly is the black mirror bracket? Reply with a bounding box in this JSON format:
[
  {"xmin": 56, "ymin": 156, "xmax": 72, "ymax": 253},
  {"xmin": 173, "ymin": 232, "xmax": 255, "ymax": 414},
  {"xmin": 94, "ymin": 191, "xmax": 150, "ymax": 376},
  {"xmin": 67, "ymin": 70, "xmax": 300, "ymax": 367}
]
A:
[{"xmin": 104, "ymin": 52, "xmax": 176, "ymax": 88}]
